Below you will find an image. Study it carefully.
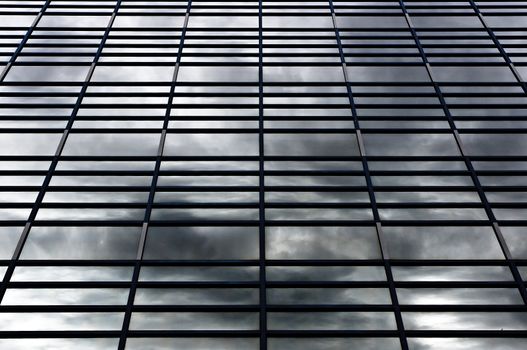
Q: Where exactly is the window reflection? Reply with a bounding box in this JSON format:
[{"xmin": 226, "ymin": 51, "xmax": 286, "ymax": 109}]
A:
[
  {"xmin": 269, "ymin": 338, "xmax": 401, "ymax": 350},
  {"xmin": 126, "ymin": 338, "xmax": 258, "ymax": 350},
  {"xmin": 0, "ymin": 0, "xmax": 525, "ymax": 347},
  {"xmin": 144, "ymin": 227, "xmax": 259, "ymax": 260},
  {"xmin": 21, "ymin": 227, "xmax": 141, "ymax": 260},
  {"xmin": 383, "ymin": 226, "xmax": 504, "ymax": 260},
  {"xmin": 266, "ymin": 226, "xmax": 381, "ymax": 260}
]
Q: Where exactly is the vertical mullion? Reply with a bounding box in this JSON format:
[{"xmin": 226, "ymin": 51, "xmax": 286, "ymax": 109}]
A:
[
  {"xmin": 468, "ymin": 0, "xmax": 527, "ymax": 93},
  {"xmin": 328, "ymin": 2, "xmax": 409, "ymax": 350},
  {"xmin": 0, "ymin": 0, "xmax": 51, "ymax": 82},
  {"xmin": 258, "ymin": 1, "xmax": 267, "ymax": 349},
  {"xmin": 399, "ymin": 0, "xmax": 527, "ymax": 305},
  {"xmin": 0, "ymin": 0, "xmax": 123, "ymax": 304},
  {"xmin": 117, "ymin": 2, "xmax": 193, "ymax": 349}
]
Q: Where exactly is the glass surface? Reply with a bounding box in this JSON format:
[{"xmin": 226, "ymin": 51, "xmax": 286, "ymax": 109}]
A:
[
  {"xmin": 11, "ymin": 266, "xmax": 134, "ymax": 281},
  {"xmin": 2, "ymin": 288, "xmax": 129, "ymax": 305},
  {"xmin": 411, "ymin": 15, "xmax": 482, "ymax": 28},
  {"xmin": 144, "ymin": 227, "xmax": 259, "ymax": 260},
  {"xmin": 114, "ymin": 15, "xmax": 186, "ymax": 28},
  {"xmin": 383, "ymin": 226, "xmax": 504, "ymax": 260},
  {"xmin": 392, "ymin": 266, "xmax": 514, "ymax": 282},
  {"xmin": 461, "ymin": 134, "xmax": 527, "ymax": 156},
  {"xmin": 0, "ymin": 339, "xmax": 119, "ymax": 350},
  {"xmin": 363, "ymin": 134, "xmax": 460, "ymax": 156},
  {"xmin": 0, "ymin": 1, "xmax": 525, "ymax": 346},
  {"xmin": 92, "ymin": 66, "xmax": 175, "ymax": 82},
  {"xmin": 403, "ymin": 312, "xmax": 527, "ymax": 330},
  {"xmin": 164, "ymin": 134, "xmax": 259, "ymax": 156},
  {"xmin": 264, "ymin": 66, "xmax": 344, "ymax": 82},
  {"xmin": 135, "ymin": 288, "xmax": 259, "ymax": 305},
  {"xmin": 266, "ymin": 226, "xmax": 381, "ymax": 259},
  {"xmin": 130, "ymin": 312, "xmax": 259, "ymax": 330},
  {"xmin": 126, "ymin": 339, "xmax": 259, "ymax": 350},
  {"xmin": 268, "ymin": 312, "xmax": 397, "ymax": 330},
  {"xmin": 0, "ymin": 134, "xmax": 61, "ymax": 155},
  {"xmin": 269, "ymin": 338, "xmax": 401, "ymax": 350},
  {"xmin": 139, "ymin": 266, "xmax": 259, "ymax": 282},
  {"xmin": 5, "ymin": 66, "xmax": 90, "ymax": 82},
  {"xmin": 501, "ymin": 227, "xmax": 527, "ymax": 258},
  {"xmin": 178, "ymin": 66, "xmax": 257, "ymax": 82},
  {"xmin": 408, "ymin": 338, "xmax": 527, "ymax": 350},
  {"xmin": 264, "ymin": 16, "xmax": 333, "ymax": 28},
  {"xmin": 397, "ymin": 288, "xmax": 523, "ymax": 305},
  {"xmin": 21, "ymin": 227, "xmax": 141, "ymax": 260},
  {"xmin": 267, "ymin": 266, "xmax": 386, "ymax": 281},
  {"xmin": 337, "ymin": 15, "xmax": 407, "ymax": 28},
  {"xmin": 38, "ymin": 15, "xmax": 112, "ymax": 28},
  {"xmin": 265, "ymin": 134, "xmax": 359, "ymax": 156},
  {"xmin": 0, "ymin": 313, "xmax": 123, "ymax": 331},
  {"xmin": 267, "ymin": 288, "xmax": 391, "ymax": 305},
  {"xmin": 347, "ymin": 66, "xmax": 430, "ymax": 82},
  {"xmin": 0, "ymin": 227, "xmax": 23, "ymax": 259},
  {"xmin": 62, "ymin": 133, "xmax": 159, "ymax": 156}
]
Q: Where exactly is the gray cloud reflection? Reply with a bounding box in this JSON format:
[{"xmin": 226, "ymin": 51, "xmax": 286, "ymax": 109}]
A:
[{"xmin": 0, "ymin": 5, "xmax": 525, "ymax": 350}]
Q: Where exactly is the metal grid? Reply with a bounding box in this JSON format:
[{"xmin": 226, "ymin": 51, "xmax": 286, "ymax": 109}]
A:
[{"xmin": 0, "ymin": 0, "xmax": 527, "ymax": 349}]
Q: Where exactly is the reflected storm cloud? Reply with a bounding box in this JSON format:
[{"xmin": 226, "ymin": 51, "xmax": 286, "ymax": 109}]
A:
[{"xmin": 0, "ymin": 1, "xmax": 526, "ymax": 350}]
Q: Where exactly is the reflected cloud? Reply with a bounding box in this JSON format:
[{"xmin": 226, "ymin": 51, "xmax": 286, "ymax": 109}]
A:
[{"xmin": 0, "ymin": 3, "xmax": 524, "ymax": 347}]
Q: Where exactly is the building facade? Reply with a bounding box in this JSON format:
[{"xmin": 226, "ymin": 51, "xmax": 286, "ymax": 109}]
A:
[{"xmin": 0, "ymin": 0, "xmax": 527, "ymax": 349}]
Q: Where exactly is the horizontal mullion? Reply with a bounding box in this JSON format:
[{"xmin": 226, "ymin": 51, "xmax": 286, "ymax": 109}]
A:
[
  {"xmin": 11, "ymin": 60, "xmax": 520, "ymax": 67},
  {"xmin": 15, "ymin": 202, "xmax": 493, "ymax": 210},
  {"xmin": 4, "ymin": 81, "xmax": 514, "ymax": 87},
  {"xmin": 1, "ymin": 259, "xmax": 524, "ymax": 267},
  {"xmin": 0, "ymin": 26, "xmax": 508, "ymax": 32},
  {"xmin": 0, "ymin": 185, "xmax": 487, "ymax": 193},
  {"xmin": 1, "ymin": 155, "xmax": 526, "ymax": 161},
  {"xmin": 269, "ymin": 330, "xmax": 527, "ymax": 338},
  {"xmin": 24, "ymin": 220, "xmax": 500, "ymax": 226},
  {"xmin": 15, "ymin": 43, "xmax": 523, "ymax": 49},
  {"xmin": 7, "ymin": 103, "xmax": 527, "ymax": 109},
  {"xmin": 3, "ymin": 281, "xmax": 519, "ymax": 289},
  {"xmin": 0, "ymin": 185, "xmax": 522, "ymax": 193},
  {"xmin": 0, "ymin": 169, "xmax": 518, "ymax": 176},
  {"xmin": 2, "ymin": 303, "xmax": 525, "ymax": 313},
  {"xmin": 6, "ymin": 126, "xmax": 527, "ymax": 134},
  {"xmin": 0, "ymin": 330, "xmax": 525, "ymax": 338},
  {"xmin": 11, "ymin": 34, "xmax": 523, "ymax": 41},
  {"xmin": 5, "ymin": 115, "xmax": 527, "ymax": 122},
  {"xmin": 0, "ymin": 219, "xmax": 507, "ymax": 227},
  {"xmin": 2, "ymin": 91, "xmax": 526, "ymax": 98}
]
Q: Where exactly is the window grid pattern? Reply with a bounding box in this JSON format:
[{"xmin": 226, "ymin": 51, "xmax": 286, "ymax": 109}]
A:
[{"xmin": 0, "ymin": 1, "xmax": 527, "ymax": 350}]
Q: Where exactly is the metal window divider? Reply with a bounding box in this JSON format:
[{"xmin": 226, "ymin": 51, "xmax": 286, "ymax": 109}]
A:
[
  {"xmin": 116, "ymin": 2, "xmax": 193, "ymax": 350},
  {"xmin": 0, "ymin": 0, "xmax": 51, "ymax": 82},
  {"xmin": 0, "ymin": 0, "xmax": 124, "ymax": 305},
  {"xmin": 258, "ymin": 1, "xmax": 268, "ymax": 349},
  {"xmin": 328, "ymin": 2, "xmax": 409, "ymax": 349},
  {"xmin": 399, "ymin": 0, "xmax": 527, "ymax": 306},
  {"xmin": 468, "ymin": 0, "xmax": 527, "ymax": 93}
]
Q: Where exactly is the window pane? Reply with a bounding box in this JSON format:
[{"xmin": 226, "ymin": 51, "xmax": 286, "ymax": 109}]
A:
[
  {"xmin": 143, "ymin": 227, "xmax": 259, "ymax": 260},
  {"xmin": 269, "ymin": 338, "xmax": 401, "ymax": 350},
  {"xmin": 265, "ymin": 134, "xmax": 359, "ymax": 156},
  {"xmin": 130, "ymin": 312, "xmax": 258, "ymax": 330},
  {"xmin": 383, "ymin": 227, "xmax": 504, "ymax": 260},
  {"xmin": 364, "ymin": 134, "xmax": 460, "ymax": 156},
  {"xmin": 164, "ymin": 134, "xmax": 258, "ymax": 156},
  {"xmin": 266, "ymin": 226, "xmax": 381, "ymax": 259},
  {"xmin": 126, "ymin": 339, "xmax": 258, "ymax": 350},
  {"xmin": 21, "ymin": 227, "xmax": 141, "ymax": 260}
]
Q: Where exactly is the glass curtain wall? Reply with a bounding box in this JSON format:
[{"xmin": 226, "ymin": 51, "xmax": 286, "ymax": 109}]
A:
[{"xmin": 0, "ymin": 1, "xmax": 526, "ymax": 349}]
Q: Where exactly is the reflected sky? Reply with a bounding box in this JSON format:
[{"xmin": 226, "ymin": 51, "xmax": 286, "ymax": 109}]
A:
[{"xmin": 0, "ymin": 2, "xmax": 526, "ymax": 349}]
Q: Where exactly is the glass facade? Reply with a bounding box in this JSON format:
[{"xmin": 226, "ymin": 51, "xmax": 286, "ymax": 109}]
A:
[{"xmin": 0, "ymin": 0, "xmax": 527, "ymax": 349}]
